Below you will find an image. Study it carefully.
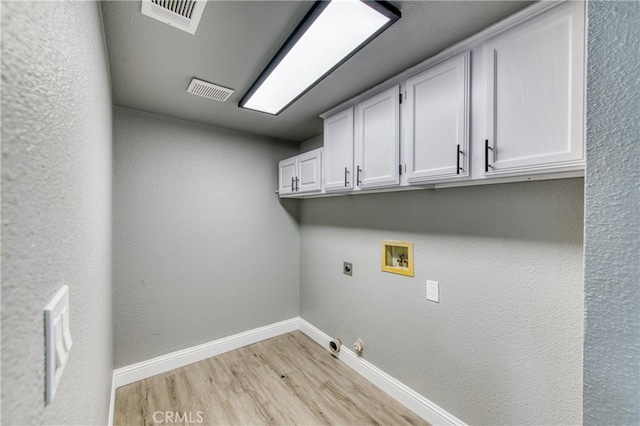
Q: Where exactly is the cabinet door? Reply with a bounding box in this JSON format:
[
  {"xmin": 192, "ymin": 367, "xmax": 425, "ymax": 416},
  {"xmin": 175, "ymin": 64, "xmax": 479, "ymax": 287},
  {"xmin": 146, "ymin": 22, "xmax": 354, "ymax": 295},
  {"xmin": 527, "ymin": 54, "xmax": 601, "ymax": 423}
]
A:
[
  {"xmin": 483, "ymin": 2, "xmax": 585, "ymax": 176},
  {"xmin": 278, "ymin": 157, "xmax": 297, "ymax": 195},
  {"xmin": 296, "ymin": 149, "xmax": 322, "ymax": 194},
  {"xmin": 323, "ymin": 108, "xmax": 354, "ymax": 192},
  {"xmin": 355, "ymin": 85, "xmax": 400, "ymax": 189},
  {"xmin": 404, "ymin": 52, "xmax": 469, "ymax": 183}
]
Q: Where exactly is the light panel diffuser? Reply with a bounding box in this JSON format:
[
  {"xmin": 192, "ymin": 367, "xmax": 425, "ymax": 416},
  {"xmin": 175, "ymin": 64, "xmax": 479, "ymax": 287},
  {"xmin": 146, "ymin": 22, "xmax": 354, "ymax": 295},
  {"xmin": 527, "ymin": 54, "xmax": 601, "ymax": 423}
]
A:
[{"xmin": 240, "ymin": 0, "xmax": 400, "ymax": 115}]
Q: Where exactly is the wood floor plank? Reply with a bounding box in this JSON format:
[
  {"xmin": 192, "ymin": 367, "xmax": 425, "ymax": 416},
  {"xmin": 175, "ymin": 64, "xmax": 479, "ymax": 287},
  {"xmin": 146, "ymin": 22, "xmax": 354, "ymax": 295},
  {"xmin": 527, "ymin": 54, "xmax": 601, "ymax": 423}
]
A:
[{"xmin": 115, "ymin": 332, "xmax": 430, "ymax": 426}]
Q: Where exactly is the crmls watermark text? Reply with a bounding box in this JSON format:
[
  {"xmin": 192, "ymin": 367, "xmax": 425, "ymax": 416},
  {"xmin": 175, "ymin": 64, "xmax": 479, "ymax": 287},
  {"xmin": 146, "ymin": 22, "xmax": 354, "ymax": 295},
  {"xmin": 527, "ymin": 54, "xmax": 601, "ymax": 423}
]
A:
[{"xmin": 152, "ymin": 411, "xmax": 204, "ymax": 424}]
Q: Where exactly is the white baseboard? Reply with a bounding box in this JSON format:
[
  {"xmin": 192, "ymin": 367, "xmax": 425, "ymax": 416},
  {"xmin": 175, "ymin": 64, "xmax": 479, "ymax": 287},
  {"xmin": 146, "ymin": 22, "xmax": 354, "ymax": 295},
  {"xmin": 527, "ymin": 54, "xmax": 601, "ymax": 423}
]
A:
[
  {"xmin": 112, "ymin": 318, "xmax": 299, "ymax": 388},
  {"xmin": 109, "ymin": 317, "xmax": 464, "ymax": 426},
  {"xmin": 107, "ymin": 371, "xmax": 116, "ymax": 426},
  {"xmin": 298, "ymin": 318, "xmax": 467, "ymax": 426}
]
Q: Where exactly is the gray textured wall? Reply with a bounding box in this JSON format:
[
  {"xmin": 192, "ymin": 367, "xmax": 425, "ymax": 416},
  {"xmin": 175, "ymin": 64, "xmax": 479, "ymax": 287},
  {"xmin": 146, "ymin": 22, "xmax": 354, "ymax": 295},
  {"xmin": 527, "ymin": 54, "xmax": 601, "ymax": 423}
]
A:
[
  {"xmin": 583, "ymin": 1, "xmax": 640, "ymax": 424},
  {"xmin": 300, "ymin": 179, "xmax": 584, "ymax": 425},
  {"xmin": 1, "ymin": 1, "xmax": 113, "ymax": 424},
  {"xmin": 113, "ymin": 108, "xmax": 300, "ymax": 368},
  {"xmin": 299, "ymin": 135, "xmax": 324, "ymax": 153}
]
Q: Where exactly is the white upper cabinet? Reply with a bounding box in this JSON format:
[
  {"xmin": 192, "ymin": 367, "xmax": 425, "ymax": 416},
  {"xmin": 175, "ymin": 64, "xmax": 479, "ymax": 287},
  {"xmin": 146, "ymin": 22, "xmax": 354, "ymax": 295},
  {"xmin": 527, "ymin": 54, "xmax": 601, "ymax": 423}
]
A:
[
  {"xmin": 278, "ymin": 148, "xmax": 322, "ymax": 197},
  {"xmin": 297, "ymin": 149, "xmax": 323, "ymax": 193},
  {"xmin": 278, "ymin": 157, "xmax": 297, "ymax": 195},
  {"xmin": 403, "ymin": 52, "xmax": 470, "ymax": 184},
  {"xmin": 289, "ymin": 1, "xmax": 586, "ymax": 198},
  {"xmin": 323, "ymin": 107, "xmax": 354, "ymax": 192},
  {"xmin": 482, "ymin": 2, "xmax": 585, "ymax": 177},
  {"xmin": 354, "ymin": 85, "xmax": 400, "ymax": 189}
]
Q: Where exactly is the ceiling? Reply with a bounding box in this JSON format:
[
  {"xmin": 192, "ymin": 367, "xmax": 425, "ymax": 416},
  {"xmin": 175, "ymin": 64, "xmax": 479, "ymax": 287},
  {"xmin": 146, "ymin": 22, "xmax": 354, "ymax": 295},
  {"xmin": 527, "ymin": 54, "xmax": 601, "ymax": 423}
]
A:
[{"xmin": 101, "ymin": 1, "xmax": 533, "ymax": 143}]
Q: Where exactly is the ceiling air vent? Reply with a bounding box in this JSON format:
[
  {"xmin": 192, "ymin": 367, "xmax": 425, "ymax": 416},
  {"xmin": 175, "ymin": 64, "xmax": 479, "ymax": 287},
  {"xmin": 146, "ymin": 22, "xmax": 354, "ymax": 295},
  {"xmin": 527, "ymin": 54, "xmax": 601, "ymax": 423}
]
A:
[
  {"xmin": 141, "ymin": 0, "xmax": 206, "ymax": 35},
  {"xmin": 186, "ymin": 78, "xmax": 234, "ymax": 102}
]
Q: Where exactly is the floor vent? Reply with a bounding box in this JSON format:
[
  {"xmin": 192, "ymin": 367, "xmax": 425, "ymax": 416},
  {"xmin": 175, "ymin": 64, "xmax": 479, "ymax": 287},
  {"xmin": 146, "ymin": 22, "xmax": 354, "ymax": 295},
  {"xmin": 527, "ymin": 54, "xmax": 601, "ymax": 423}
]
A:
[
  {"xmin": 141, "ymin": 0, "xmax": 206, "ymax": 35},
  {"xmin": 187, "ymin": 78, "xmax": 234, "ymax": 102}
]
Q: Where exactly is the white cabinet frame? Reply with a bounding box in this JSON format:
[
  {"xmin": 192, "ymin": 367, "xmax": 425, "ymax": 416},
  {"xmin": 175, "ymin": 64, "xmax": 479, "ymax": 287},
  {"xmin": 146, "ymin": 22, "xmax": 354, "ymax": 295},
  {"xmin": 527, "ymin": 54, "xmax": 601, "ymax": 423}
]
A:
[
  {"xmin": 354, "ymin": 85, "xmax": 401, "ymax": 189},
  {"xmin": 278, "ymin": 148, "xmax": 323, "ymax": 197},
  {"xmin": 482, "ymin": 2, "xmax": 585, "ymax": 177},
  {"xmin": 323, "ymin": 108, "xmax": 354, "ymax": 192},
  {"xmin": 403, "ymin": 52, "xmax": 470, "ymax": 184}
]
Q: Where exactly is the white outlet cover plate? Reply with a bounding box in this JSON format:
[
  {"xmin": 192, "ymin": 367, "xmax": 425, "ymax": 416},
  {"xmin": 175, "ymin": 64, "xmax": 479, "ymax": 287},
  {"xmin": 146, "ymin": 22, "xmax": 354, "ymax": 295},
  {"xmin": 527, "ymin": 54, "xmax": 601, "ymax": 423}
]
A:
[{"xmin": 426, "ymin": 280, "xmax": 439, "ymax": 303}]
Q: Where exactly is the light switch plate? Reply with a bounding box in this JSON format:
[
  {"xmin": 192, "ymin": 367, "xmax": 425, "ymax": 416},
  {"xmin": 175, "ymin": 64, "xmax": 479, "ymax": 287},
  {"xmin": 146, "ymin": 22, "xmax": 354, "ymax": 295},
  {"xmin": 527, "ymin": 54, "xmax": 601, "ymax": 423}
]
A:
[
  {"xmin": 426, "ymin": 280, "xmax": 439, "ymax": 303},
  {"xmin": 45, "ymin": 285, "xmax": 73, "ymax": 405}
]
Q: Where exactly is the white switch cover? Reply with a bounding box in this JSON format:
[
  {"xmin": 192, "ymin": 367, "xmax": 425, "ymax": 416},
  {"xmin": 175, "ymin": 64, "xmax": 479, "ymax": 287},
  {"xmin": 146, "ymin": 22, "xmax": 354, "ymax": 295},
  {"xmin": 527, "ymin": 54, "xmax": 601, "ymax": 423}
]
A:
[
  {"xmin": 45, "ymin": 285, "xmax": 73, "ymax": 405},
  {"xmin": 426, "ymin": 280, "xmax": 439, "ymax": 303}
]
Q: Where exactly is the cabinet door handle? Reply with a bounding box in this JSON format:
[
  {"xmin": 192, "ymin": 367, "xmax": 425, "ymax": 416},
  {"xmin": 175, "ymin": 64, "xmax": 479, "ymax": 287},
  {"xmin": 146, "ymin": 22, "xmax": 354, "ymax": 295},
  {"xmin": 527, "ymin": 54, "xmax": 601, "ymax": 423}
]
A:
[
  {"xmin": 291, "ymin": 177, "xmax": 295, "ymax": 191},
  {"xmin": 456, "ymin": 144, "xmax": 461, "ymax": 175},
  {"xmin": 484, "ymin": 139, "xmax": 493, "ymax": 172},
  {"xmin": 357, "ymin": 166, "xmax": 362, "ymax": 186},
  {"xmin": 344, "ymin": 167, "xmax": 350, "ymax": 187},
  {"xmin": 295, "ymin": 177, "xmax": 299, "ymax": 191}
]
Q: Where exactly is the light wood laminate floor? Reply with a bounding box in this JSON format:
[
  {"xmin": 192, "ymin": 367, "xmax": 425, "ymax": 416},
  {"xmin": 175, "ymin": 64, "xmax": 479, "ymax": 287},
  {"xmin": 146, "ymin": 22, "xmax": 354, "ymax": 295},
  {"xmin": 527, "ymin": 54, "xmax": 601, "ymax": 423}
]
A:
[{"xmin": 115, "ymin": 330, "xmax": 428, "ymax": 426}]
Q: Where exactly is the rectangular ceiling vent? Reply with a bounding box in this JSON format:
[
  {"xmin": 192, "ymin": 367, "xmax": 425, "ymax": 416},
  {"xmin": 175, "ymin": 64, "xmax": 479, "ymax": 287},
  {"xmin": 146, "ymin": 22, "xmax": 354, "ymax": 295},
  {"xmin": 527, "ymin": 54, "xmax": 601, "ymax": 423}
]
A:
[
  {"xmin": 186, "ymin": 78, "xmax": 234, "ymax": 102},
  {"xmin": 141, "ymin": 0, "xmax": 206, "ymax": 35}
]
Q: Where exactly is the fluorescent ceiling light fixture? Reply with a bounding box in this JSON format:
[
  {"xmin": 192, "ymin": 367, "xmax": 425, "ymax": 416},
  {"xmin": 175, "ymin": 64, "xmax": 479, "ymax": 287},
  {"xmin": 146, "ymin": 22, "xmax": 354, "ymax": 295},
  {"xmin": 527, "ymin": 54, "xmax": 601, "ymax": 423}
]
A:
[{"xmin": 239, "ymin": 0, "xmax": 400, "ymax": 115}]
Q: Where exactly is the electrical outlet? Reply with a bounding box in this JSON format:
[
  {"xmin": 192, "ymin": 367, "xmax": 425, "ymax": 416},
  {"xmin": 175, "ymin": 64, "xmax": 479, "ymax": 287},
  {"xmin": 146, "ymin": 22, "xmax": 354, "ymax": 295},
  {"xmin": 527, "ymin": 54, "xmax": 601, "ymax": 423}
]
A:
[
  {"xmin": 343, "ymin": 262, "xmax": 352, "ymax": 276},
  {"xmin": 426, "ymin": 280, "xmax": 439, "ymax": 303}
]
